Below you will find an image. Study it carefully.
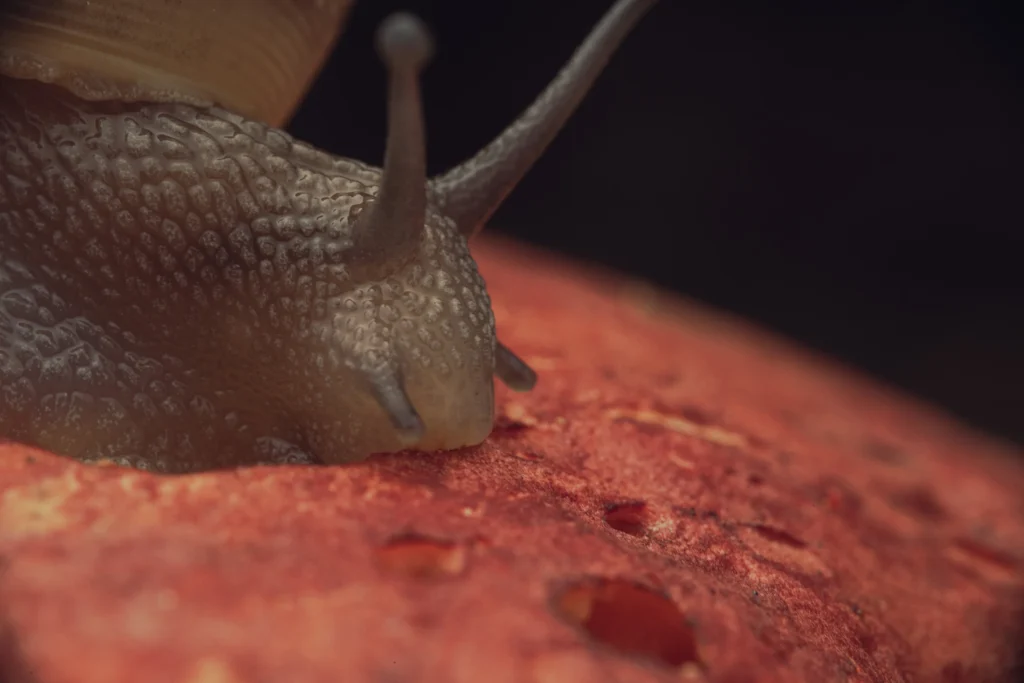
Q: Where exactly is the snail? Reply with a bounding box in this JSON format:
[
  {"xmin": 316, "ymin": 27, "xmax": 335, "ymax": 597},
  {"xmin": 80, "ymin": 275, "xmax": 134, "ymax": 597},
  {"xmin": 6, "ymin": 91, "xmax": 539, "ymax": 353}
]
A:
[{"xmin": 0, "ymin": 0, "xmax": 658, "ymax": 472}]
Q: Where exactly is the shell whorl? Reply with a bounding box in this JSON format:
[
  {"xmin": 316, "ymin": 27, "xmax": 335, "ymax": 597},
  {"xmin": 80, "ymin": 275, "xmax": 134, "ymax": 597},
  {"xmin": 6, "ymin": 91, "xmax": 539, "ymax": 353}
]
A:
[{"xmin": 0, "ymin": 0, "xmax": 353, "ymax": 127}]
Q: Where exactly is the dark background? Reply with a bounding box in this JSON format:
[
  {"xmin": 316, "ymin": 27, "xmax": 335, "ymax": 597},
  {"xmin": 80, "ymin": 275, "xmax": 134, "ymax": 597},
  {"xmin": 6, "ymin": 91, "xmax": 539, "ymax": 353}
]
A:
[{"xmin": 289, "ymin": 0, "xmax": 1024, "ymax": 449}]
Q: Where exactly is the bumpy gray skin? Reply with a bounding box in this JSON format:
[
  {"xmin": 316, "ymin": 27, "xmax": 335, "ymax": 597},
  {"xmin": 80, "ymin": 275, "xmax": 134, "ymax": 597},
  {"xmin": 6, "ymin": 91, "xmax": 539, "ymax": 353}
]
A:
[{"xmin": 0, "ymin": 78, "xmax": 495, "ymax": 472}]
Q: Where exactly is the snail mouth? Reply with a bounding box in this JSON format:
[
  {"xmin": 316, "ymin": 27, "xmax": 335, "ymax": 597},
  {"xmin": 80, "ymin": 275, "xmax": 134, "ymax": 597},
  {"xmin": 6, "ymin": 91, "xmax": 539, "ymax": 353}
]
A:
[
  {"xmin": 415, "ymin": 411, "xmax": 494, "ymax": 452},
  {"xmin": 307, "ymin": 364, "xmax": 495, "ymax": 464},
  {"xmin": 404, "ymin": 372, "xmax": 496, "ymax": 452}
]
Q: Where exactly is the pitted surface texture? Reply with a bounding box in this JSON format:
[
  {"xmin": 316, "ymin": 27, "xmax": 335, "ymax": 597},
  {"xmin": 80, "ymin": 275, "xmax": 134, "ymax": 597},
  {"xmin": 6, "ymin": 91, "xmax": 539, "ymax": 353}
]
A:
[{"xmin": 0, "ymin": 237, "xmax": 1021, "ymax": 682}]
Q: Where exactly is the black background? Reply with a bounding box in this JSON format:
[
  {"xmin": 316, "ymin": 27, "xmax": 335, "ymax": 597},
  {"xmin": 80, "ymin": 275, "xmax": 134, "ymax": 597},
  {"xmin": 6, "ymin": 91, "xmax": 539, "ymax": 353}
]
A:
[{"xmin": 290, "ymin": 1, "xmax": 1024, "ymax": 447}]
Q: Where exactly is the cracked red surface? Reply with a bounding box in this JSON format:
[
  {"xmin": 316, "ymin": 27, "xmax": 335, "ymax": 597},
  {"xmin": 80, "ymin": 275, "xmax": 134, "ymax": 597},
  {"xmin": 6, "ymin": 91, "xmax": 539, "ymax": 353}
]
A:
[{"xmin": 1, "ymin": 236, "xmax": 1022, "ymax": 682}]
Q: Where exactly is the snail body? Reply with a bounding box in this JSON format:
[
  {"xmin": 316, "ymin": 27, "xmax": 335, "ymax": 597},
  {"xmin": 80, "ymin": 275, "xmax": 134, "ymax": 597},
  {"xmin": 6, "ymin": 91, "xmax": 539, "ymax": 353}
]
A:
[{"xmin": 0, "ymin": 0, "xmax": 658, "ymax": 472}]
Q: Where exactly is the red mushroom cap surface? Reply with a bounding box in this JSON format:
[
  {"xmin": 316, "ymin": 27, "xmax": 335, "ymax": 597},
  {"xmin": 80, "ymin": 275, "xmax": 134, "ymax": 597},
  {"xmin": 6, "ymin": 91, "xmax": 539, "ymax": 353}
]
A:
[{"xmin": 1, "ymin": 237, "xmax": 1022, "ymax": 683}]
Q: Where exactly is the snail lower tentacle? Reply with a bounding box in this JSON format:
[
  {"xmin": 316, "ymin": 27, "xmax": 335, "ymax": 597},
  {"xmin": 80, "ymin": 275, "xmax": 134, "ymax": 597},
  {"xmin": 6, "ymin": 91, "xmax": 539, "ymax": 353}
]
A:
[{"xmin": 0, "ymin": 0, "xmax": 658, "ymax": 471}]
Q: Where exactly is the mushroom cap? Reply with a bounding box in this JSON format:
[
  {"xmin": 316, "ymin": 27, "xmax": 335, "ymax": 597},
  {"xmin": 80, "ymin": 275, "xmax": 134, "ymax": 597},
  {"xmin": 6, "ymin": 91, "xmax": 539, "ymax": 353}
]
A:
[{"xmin": 0, "ymin": 236, "xmax": 1022, "ymax": 682}]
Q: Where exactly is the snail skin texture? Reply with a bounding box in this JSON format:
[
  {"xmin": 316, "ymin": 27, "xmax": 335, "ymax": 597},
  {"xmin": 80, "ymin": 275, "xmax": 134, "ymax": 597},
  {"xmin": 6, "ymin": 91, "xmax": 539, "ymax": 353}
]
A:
[{"xmin": 0, "ymin": 0, "xmax": 659, "ymax": 472}]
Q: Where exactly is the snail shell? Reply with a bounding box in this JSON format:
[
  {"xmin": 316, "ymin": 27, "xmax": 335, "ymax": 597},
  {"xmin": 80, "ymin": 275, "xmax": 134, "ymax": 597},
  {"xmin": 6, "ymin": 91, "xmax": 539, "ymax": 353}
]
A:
[
  {"xmin": 0, "ymin": 0, "xmax": 352, "ymax": 126},
  {"xmin": 0, "ymin": 0, "xmax": 657, "ymax": 472}
]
